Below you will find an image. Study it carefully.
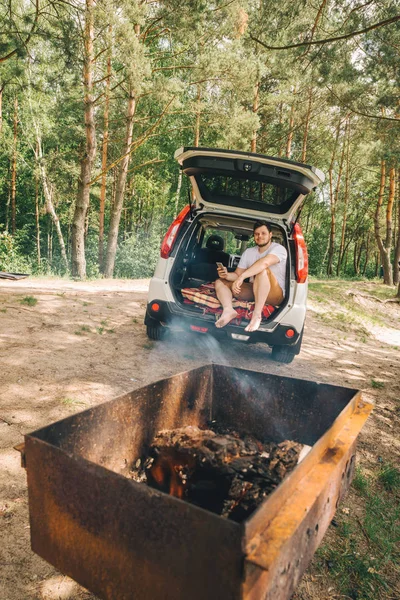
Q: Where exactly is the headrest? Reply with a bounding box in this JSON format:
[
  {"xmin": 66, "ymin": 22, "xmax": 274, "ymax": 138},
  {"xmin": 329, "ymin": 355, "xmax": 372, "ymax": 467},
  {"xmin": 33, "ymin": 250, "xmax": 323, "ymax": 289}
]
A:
[{"xmin": 206, "ymin": 234, "xmax": 224, "ymax": 251}]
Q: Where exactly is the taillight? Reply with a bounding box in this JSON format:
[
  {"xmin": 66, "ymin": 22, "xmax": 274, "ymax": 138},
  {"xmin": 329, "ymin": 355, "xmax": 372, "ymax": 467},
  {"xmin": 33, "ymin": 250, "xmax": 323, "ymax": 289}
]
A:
[
  {"xmin": 293, "ymin": 223, "xmax": 308, "ymax": 283},
  {"xmin": 160, "ymin": 205, "xmax": 191, "ymax": 259}
]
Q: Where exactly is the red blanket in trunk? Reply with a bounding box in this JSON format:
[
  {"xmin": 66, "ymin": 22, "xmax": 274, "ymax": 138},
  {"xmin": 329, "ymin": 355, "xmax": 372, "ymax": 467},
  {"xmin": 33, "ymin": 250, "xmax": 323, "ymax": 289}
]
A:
[{"xmin": 181, "ymin": 283, "xmax": 275, "ymax": 325}]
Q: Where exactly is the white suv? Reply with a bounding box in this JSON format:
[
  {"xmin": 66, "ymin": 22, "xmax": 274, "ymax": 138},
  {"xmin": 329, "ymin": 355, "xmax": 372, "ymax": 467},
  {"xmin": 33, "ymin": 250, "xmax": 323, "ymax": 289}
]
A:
[{"xmin": 145, "ymin": 147, "xmax": 324, "ymax": 363}]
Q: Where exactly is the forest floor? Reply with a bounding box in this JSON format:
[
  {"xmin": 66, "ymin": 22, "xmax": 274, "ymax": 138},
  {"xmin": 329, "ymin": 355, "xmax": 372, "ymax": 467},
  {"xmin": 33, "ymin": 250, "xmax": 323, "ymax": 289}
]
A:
[{"xmin": 0, "ymin": 276, "xmax": 399, "ymax": 600}]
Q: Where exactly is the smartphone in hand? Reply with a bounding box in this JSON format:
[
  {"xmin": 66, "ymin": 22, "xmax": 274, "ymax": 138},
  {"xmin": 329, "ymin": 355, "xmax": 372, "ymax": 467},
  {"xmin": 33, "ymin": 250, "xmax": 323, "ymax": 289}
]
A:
[{"xmin": 216, "ymin": 262, "xmax": 224, "ymax": 269}]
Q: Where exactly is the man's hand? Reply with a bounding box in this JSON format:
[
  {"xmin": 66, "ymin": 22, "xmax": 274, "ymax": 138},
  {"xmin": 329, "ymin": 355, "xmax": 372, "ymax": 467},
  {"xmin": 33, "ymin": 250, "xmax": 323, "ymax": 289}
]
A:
[
  {"xmin": 217, "ymin": 265, "xmax": 228, "ymax": 279},
  {"xmin": 232, "ymin": 276, "xmax": 244, "ymax": 296}
]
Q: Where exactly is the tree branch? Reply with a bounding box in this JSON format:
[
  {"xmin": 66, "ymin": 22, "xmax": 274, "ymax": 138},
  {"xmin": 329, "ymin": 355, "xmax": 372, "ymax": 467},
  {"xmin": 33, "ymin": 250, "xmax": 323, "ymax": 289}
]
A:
[
  {"xmin": 0, "ymin": 0, "xmax": 40, "ymax": 63},
  {"xmin": 89, "ymin": 96, "xmax": 175, "ymax": 185},
  {"xmin": 250, "ymin": 14, "xmax": 400, "ymax": 51},
  {"xmin": 326, "ymin": 86, "xmax": 400, "ymax": 121}
]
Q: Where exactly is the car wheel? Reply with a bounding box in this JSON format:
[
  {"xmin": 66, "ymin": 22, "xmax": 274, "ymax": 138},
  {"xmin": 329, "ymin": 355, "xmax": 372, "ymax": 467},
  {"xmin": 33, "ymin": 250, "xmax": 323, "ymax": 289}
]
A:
[
  {"xmin": 146, "ymin": 322, "xmax": 166, "ymax": 341},
  {"xmin": 271, "ymin": 345, "xmax": 296, "ymax": 364}
]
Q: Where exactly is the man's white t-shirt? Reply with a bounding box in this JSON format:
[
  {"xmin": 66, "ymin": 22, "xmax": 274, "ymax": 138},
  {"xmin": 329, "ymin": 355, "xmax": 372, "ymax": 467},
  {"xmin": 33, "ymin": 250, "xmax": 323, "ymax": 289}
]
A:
[{"xmin": 237, "ymin": 243, "xmax": 287, "ymax": 295}]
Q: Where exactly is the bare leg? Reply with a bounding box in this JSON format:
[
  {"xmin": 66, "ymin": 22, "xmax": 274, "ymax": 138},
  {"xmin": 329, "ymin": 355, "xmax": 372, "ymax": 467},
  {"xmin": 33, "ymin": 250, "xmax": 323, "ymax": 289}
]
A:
[
  {"xmin": 244, "ymin": 268, "xmax": 283, "ymax": 332},
  {"xmin": 244, "ymin": 270, "xmax": 270, "ymax": 332},
  {"xmin": 214, "ymin": 279, "xmax": 238, "ymax": 328}
]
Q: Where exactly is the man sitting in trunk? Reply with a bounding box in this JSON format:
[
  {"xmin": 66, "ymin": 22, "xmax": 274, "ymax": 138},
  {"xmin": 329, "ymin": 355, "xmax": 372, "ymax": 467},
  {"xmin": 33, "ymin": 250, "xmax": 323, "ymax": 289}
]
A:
[{"xmin": 214, "ymin": 220, "xmax": 287, "ymax": 332}]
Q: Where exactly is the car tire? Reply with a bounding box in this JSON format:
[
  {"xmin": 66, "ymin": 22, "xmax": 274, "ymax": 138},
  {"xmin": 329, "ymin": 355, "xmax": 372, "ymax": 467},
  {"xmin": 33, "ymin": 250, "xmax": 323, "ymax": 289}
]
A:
[
  {"xmin": 146, "ymin": 322, "xmax": 166, "ymax": 341},
  {"xmin": 271, "ymin": 345, "xmax": 296, "ymax": 364}
]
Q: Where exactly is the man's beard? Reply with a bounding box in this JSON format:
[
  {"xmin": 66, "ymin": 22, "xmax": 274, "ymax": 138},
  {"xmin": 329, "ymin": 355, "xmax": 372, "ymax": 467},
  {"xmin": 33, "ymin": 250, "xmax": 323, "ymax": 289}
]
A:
[{"xmin": 256, "ymin": 240, "xmax": 270, "ymax": 249}]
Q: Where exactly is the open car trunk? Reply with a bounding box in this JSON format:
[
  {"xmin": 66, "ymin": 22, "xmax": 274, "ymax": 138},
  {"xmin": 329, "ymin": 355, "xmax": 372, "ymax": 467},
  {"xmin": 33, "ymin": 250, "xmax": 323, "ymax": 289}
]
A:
[{"xmin": 169, "ymin": 212, "xmax": 291, "ymax": 325}]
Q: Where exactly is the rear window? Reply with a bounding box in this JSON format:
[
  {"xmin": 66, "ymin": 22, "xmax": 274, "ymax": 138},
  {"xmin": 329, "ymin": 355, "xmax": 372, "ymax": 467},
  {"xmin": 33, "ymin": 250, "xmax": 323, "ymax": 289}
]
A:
[{"xmin": 196, "ymin": 173, "xmax": 299, "ymax": 212}]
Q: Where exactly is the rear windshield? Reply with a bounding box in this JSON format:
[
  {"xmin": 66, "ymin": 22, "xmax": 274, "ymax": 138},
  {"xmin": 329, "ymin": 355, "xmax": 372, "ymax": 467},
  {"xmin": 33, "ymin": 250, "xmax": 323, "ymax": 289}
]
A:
[{"xmin": 196, "ymin": 173, "xmax": 299, "ymax": 212}]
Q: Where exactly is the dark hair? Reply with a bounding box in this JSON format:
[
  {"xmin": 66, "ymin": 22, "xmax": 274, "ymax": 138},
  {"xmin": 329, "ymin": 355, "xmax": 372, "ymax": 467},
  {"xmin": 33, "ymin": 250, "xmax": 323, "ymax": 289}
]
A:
[{"xmin": 253, "ymin": 220, "xmax": 272, "ymax": 233}]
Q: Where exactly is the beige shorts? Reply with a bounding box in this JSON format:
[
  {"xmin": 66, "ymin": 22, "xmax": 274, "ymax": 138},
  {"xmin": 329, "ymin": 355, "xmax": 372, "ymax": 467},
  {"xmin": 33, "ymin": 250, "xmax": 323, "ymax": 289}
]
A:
[{"xmin": 223, "ymin": 268, "xmax": 284, "ymax": 306}]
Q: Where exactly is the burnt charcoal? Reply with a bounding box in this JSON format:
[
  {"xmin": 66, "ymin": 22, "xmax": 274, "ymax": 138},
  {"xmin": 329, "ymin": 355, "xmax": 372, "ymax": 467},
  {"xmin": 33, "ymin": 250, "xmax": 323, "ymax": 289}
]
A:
[{"xmin": 132, "ymin": 426, "xmax": 302, "ymax": 523}]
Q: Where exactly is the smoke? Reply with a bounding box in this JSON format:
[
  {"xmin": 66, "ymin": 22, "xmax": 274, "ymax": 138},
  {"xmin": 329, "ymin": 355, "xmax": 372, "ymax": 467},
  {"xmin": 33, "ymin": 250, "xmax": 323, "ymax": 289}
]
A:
[{"xmin": 194, "ymin": 333, "xmax": 231, "ymax": 366}]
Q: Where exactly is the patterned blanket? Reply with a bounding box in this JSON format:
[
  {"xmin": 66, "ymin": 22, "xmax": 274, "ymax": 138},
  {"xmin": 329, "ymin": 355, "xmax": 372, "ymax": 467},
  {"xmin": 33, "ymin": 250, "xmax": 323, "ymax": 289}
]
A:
[{"xmin": 181, "ymin": 283, "xmax": 275, "ymax": 324}]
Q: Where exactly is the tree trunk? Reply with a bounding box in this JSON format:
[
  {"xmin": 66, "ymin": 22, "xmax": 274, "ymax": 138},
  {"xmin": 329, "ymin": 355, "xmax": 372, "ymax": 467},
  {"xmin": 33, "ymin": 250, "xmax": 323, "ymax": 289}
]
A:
[
  {"xmin": 337, "ymin": 119, "xmax": 351, "ymax": 274},
  {"xmin": 103, "ymin": 89, "xmax": 136, "ymax": 277},
  {"xmin": 194, "ymin": 85, "xmax": 201, "ymax": 147},
  {"xmin": 71, "ymin": 0, "xmax": 96, "ymax": 279},
  {"xmin": 35, "ymin": 137, "xmax": 69, "ymax": 269},
  {"xmin": 11, "ymin": 97, "xmax": 18, "ymax": 234},
  {"xmin": 278, "ymin": 102, "xmax": 284, "ymax": 157},
  {"xmin": 383, "ymin": 166, "xmax": 395, "ymax": 284},
  {"xmin": 5, "ymin": 162, "xmax": 10, "ymax": 232},
  {"xmin": 327, "ymin": 118, "xmax": 344, "ymax": 275},
  {"xmin": 362, "ymin": 231, "xmax": 370, "ymax": 276},
  {"xmin": 35, "ymin": 146, "xmax": 41, "ymax": 267},
  {"xmin": 374, "ymin": 161, "xmax": 394, "ymax": 285},
  {"xmin": 251, "ymin": 80, "xmax": 260, "ymax": 153},
  {"xmin": 374, "ymin": 159, "xmax": 386, "ymax": 273},
  {"xmin": 0, "ymin": 86, "xmax": 3, "ymax": 137},
  {"xmin": 301, "ymin": 87, "xmax": 313, "ymax": 163},
  {"xmin": 48, "ymin": 220, "xmax": 53, "ymax": 265},
  {"xmin": 394, "ymin": 169, "xmax": 400, "ymax": 285},
  {"xmin": 98, "ymin": 30, "xmax": 112, "ymax": 269},
  {"xmin": 286, "ymin": 86, "xmax": 297, "ymax": 159},
  {"xmin": 356, "ymin": 241, "xmax": 363, "ymax": 274},
  {"xmin": 353, "ymin": 242, "xmax": 359, "ymax": 275}
]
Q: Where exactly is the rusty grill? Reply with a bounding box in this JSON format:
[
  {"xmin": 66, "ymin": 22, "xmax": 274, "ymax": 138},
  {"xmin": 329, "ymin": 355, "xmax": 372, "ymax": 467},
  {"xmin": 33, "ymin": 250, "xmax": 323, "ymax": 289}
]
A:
[{"xmin": 21, "ymin": 364, "xmax": 372, "ymax": 600}]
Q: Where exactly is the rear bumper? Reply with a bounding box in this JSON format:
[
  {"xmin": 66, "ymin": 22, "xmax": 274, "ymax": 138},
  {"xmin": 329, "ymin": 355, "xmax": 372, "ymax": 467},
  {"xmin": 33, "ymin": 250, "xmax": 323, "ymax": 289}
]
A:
[{"xmin": 145, "ymin": 300, "xmax": 303, "ymax": 351}]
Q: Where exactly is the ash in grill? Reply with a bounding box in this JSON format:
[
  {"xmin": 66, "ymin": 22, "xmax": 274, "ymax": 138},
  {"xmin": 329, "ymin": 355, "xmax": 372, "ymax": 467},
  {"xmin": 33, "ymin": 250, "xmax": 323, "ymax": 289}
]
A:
[{"xmin": 130, "ymin": 425, "xmax": 302, "ymax": 522}]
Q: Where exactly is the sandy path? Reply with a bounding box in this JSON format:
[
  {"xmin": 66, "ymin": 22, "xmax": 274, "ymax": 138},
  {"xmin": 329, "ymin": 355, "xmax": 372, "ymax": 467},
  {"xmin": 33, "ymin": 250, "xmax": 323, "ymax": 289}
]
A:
[{"xmin": 0, "ymin": 278, "xmax": 399, "ymax": 600}]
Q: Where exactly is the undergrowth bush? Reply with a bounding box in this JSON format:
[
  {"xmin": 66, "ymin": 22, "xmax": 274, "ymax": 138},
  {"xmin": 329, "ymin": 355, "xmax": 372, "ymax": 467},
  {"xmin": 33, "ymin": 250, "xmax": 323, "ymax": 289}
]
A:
[
  {"xmin": 114, "ymin": 227, "xmax": 163, "ymax": 279},
  {"xmin": 0, "ymin": 231, "xmax": 32, "ymax": 273}
]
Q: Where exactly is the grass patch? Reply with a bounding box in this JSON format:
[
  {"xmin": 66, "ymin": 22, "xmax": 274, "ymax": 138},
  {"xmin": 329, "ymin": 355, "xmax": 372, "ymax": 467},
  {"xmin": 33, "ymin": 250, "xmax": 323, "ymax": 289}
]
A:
[
  {"xmin": 96, "ymin": 326, "xmax": 105, "ymax": 335},
  {"xmin": 371, "ymin": 379, "xmax": 385, "ymax": 389},
  {"xmin": 0, "ymin": 308, "xmax": 6, "ymax": 313},
  {"xmin": 378, "ymin": 464, "xmax": 400, "ymax": 492},
  {"xmin": 74, "ymin": 325, "xmax": 91, "ymax": 335},
  {"xmin": 61, "ymin": 397, "xmax": 86, "ymax": 407},
  {"xmin": 21, "ymin": 296, "xmax": 38, "ymax": 306},
  {"xmin": 316, "ymin": 465, "xmax": 400, "ymax": 599},
  {"xmin": 352, "ymin": 467, "xmax": 370, "ymax": 495},
  {"xmin": 309, "ymin": 280, "xmax": 395, "ymax": 332},
  {"xmin": 79, "ymin": 324, "xmax": 91, "ymax": 332}
]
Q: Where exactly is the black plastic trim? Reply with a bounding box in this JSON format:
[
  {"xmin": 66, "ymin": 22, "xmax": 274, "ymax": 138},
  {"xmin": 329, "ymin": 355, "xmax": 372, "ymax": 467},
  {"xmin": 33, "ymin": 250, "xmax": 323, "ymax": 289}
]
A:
[{"xmin": 145, "ymin": 301, "xmax": 301, "ymax": 348}]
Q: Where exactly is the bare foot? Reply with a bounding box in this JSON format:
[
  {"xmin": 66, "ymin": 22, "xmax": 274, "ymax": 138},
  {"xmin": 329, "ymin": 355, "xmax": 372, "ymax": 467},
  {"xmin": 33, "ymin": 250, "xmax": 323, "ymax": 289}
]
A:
[
  {"xmin": 244, "ymin": 314, "xmax": 262, "ymax": 332},
  {"xmin": 215, "ymin": 308, "xmax": 238, "ymax": 328}
]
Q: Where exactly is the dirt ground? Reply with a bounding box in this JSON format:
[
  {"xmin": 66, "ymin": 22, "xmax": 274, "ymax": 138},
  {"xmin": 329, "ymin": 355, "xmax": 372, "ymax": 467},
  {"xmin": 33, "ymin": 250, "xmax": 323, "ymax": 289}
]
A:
[{"xmin": 0, "ymin": 277, "xmax": 399, "ymax": 600}]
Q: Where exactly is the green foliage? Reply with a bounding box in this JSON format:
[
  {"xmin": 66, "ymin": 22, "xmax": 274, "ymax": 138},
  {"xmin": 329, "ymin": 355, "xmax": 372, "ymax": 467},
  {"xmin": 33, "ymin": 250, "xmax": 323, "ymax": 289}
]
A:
[
  {"xmin": 114, "ymin": 227, "xmax": 163, "ymax": 279},
  {"xmin": 317, "ymin": 466, "xmax": 400, "ymax": 599},
  {"xmin": 20, "ymin": 296, "xmax": 38, "ymax": 306},
  {"xmin": 0, "ymin": 232, "xmax": 32, "ymax": 273},
  {"xmin": 371, "ymin": 379, "xmax": 385, "ymax": 389},
  {"xmin": 378, "ymin": 464, "xmax": 400, "ymax": 492},
  {"xmin": 352, "ymin": 467, "xmax": 369, "ymax": 495},
  {"xmin": 0, "ymin": 0, "xmax": 399, "ymax": 283}
]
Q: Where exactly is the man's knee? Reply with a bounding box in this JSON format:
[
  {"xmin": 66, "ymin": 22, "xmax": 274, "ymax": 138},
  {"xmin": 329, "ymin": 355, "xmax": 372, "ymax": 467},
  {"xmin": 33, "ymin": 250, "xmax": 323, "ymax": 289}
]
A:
[
  {"xmin": 215, "ymin": 278, "xmax": 231, "ymax": 289},
  {"xmin": 255, "ymin": 267, "xmax": 270, "ymax": 279}
]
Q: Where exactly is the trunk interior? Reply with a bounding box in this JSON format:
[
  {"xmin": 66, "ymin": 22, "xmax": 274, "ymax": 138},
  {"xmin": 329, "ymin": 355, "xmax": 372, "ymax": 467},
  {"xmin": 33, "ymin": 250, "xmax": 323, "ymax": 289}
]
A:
[{"xmin": 169, "ymin": 213, "xmax": 291, "ymax": 322}]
